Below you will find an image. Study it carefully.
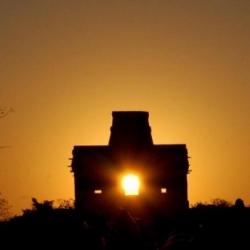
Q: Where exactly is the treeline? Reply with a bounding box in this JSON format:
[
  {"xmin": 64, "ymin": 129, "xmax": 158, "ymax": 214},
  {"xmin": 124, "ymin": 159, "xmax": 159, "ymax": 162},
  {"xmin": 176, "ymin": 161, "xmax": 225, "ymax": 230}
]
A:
[{"xmin": 0, "ymin": 198, "xmax": 250, "ymax": 249}]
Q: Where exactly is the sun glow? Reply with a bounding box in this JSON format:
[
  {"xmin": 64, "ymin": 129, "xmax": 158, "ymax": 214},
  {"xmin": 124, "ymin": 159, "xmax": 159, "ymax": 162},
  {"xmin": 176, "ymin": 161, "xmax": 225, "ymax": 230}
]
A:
[{"xmin": 122, "ymin": 174, "xmax": 140, "ymax": 196}]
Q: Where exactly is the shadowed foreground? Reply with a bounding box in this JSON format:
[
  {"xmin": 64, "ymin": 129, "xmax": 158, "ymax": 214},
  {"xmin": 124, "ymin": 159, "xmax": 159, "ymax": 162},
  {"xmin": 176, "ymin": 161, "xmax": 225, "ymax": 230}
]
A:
[{"xmin": 1, "ymin": 202, "xmax": 250, "ymax": 249}]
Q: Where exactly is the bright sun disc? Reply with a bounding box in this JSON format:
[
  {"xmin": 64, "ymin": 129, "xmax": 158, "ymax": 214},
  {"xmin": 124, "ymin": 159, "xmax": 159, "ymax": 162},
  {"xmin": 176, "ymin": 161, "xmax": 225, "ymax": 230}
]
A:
[{"xmin": 122, "ymin": 174, "xmax": 140, "ymax": 196}]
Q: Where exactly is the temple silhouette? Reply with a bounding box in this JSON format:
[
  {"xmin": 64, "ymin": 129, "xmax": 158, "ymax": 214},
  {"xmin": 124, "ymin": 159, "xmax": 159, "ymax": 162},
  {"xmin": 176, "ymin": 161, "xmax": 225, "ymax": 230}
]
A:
[{"xmin": 71, "ymin": 111, "xmax": 189, "ymax": 217}]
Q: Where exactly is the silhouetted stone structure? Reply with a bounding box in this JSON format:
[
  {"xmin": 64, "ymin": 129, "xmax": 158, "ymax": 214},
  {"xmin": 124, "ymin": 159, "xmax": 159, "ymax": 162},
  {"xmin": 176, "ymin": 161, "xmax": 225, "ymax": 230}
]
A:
[{"xmin": 71, "ymin": 111, "xmax": 189, "ymax": 217}]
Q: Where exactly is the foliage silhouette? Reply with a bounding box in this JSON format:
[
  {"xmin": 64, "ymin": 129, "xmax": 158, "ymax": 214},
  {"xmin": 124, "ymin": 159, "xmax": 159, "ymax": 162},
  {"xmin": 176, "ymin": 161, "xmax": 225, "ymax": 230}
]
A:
[
  {"xmin": 0, "ymin": 193, "xmax": 10, "ymax": 221},
  {"xmin": 0, "ymin": 198, "xmax": 250, "ymax": 249},
  {"xmin": 234, "ymin": 198, "xmax": 245, "ymax": 208}
]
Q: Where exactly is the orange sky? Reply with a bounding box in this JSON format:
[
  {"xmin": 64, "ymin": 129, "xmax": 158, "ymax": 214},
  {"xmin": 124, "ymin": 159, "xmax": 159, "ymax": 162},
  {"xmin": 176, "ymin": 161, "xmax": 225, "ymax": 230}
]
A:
[{"xmin": 0, "ymin": 0, "xmax": 250, "ymax": 215}]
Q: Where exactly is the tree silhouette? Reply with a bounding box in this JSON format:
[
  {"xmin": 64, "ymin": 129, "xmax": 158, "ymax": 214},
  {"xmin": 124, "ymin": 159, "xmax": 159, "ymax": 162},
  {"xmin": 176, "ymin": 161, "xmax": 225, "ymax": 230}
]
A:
[
  {"xmin": 0, "ymin": 193, "xmax": 10, "ymax": 221},
  {"xmin": 21, "ymin": 198, "xmax": 54, "ymax": 216},
  {"xmin": 212, "ymin": 198, "xmax": 232, "ymax": 207},
  {"xmin": 234, "ymin": 198, "xmax": 245, "ymax": 208},
  {"xmin": 55, "ymin": 199, "xmax": 74, "ymax": 209}
]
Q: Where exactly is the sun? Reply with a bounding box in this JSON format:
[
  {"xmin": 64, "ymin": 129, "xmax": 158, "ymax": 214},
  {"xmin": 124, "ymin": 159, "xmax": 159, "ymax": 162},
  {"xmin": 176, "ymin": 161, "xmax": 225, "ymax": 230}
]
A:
[{"xmin": 121, "ymin": 174, "xmax": 140, "ymax": 196}]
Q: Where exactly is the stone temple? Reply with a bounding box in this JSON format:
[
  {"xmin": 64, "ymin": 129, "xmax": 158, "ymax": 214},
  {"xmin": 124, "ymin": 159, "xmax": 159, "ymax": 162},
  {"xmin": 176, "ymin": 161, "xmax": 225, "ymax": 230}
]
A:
[{"xmin": 71, "ymin": 111, "xmax": 189, "ymax": 217}]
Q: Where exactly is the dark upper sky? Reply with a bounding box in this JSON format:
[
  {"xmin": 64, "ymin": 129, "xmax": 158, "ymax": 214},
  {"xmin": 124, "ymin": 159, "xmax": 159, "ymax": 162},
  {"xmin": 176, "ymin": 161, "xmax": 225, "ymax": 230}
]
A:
[{"xmin": 0, "ymin": 0, "xmax": 250, "ymax": 214}]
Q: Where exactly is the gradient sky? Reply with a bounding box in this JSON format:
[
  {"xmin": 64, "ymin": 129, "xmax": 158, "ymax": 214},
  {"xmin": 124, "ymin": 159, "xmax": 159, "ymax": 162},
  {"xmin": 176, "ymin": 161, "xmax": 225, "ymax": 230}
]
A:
[{"xmin": 0, "ymin": 0, "xmax": 249, "ymax": 215}]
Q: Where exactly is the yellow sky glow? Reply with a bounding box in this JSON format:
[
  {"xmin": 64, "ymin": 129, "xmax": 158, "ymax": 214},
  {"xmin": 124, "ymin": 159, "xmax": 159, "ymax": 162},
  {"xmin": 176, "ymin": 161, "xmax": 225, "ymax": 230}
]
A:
[{"xmin": 0, "ymin": 0, "xmax": 250, "ymax": 215}]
